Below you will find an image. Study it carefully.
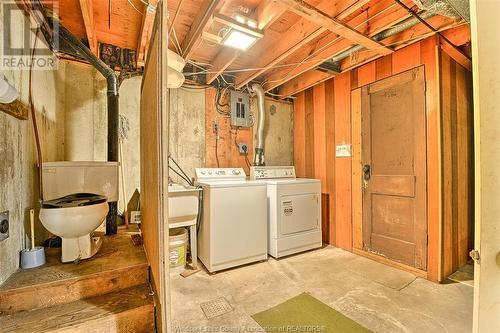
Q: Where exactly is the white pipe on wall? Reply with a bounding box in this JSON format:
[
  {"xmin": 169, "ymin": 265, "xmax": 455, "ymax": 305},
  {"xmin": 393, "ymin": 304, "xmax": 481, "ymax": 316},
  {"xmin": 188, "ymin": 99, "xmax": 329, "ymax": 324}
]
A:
[{"xmin": 0, "ymin": 79, "xmax": 18, "ymax": 104}]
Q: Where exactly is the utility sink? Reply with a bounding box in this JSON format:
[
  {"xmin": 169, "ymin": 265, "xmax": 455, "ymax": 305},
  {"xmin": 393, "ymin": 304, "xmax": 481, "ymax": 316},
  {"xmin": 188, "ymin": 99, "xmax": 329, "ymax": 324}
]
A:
[{"xmin": 167, "ymin": 184, "xmax": 201, "ymax": 224}]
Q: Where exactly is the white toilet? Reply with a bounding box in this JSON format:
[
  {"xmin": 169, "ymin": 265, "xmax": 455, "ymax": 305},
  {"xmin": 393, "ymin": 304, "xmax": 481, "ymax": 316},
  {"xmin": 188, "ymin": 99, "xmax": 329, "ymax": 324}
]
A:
[{"xmin": 39, "ymin": 161, "xmax": 119, "ymax": 263}]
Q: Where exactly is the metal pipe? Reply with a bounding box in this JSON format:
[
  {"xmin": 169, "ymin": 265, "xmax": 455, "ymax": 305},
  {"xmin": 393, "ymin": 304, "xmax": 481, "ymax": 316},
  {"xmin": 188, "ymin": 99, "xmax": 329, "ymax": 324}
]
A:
[
  {"xmin": 330, "ymin": 11, "xmax": 437, "ymax": 63},
  {"xmin": 251, "ymin": 83, "xmax": 266, "ymax": 166},
  {"xmin": 58, "ymin": 25, "xmax": 119, "ymax": 235}
]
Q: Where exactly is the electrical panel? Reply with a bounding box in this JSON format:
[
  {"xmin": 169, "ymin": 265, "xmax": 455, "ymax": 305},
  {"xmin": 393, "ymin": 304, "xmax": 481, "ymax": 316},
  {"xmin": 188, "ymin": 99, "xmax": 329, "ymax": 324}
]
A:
[{"xmin": 230, "ymin": 90, "xmax": 251, "ymax": 127}]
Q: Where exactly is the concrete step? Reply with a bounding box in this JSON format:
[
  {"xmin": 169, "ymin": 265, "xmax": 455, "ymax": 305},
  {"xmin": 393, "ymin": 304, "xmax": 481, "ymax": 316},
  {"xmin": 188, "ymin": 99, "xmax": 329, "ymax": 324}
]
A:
[
  {"xmin": 0, "ymin": 228, "xmax": 149, "ymax": 314},
  {"xmin": 0, "ymin": 284, "xmax": 155, "ymax": 333}
]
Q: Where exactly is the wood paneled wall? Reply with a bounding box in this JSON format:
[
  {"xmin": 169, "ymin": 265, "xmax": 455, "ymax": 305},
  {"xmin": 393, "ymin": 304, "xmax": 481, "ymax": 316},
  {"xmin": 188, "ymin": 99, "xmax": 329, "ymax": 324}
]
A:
[
  {"xmin": 293, "ymin": 36, "xmax": 474, "ymax": 282},
  {"xmin": 439, "ymin": 51, "xmax": 474, "ymax": 278}
]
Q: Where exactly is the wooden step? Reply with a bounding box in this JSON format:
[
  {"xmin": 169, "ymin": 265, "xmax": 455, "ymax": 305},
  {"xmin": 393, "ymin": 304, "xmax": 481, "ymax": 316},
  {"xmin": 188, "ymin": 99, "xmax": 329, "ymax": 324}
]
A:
[
  {"xmin": 0, "ymin": 284, "xmax": 155, "ymax": 333},
  {"xmin": 0, "ymin": 228, "xmax": 149, "ymax": 314}
]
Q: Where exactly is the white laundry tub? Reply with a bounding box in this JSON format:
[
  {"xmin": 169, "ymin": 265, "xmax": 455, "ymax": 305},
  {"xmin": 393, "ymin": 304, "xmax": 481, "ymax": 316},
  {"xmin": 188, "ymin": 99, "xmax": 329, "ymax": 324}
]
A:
[{"xmin": 167, "ymin": 184, "xmax": 201, "ymax": 225}]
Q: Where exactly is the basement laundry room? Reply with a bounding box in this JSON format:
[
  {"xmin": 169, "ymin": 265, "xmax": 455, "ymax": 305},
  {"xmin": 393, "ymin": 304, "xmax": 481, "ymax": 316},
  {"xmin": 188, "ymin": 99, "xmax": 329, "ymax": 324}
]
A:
[{"xmin": 0, "ymin": 0, "xmax": 498, "ymax": 332}]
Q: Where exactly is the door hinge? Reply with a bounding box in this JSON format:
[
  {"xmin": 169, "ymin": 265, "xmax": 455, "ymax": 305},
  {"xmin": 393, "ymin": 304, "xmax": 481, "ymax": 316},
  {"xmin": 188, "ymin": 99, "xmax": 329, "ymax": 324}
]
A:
[{"xmin": 469, "ymin": 250, "xmax": 480, "ymax": 264}]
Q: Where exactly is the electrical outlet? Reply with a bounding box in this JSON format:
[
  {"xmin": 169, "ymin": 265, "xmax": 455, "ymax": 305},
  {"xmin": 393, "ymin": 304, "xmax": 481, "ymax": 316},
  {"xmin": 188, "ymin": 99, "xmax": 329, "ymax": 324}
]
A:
[
  {"xmin": 212, "ymin": 122, "xmax": 219, "ymax": 133},
  {"xmin": 0, "ymin": 210, "xmax": 9, "ymax": 241},
  {"xmin": 237, "ymin": 143, "xmax": 248, "ymax": 154}
]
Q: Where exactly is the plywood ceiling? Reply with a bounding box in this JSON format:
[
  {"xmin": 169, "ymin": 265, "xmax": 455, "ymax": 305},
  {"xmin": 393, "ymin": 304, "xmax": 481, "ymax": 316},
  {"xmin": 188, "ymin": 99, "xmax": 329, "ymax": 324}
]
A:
[{"xmin": 40, "ymin": 0, "xmax": 471, "ymax": 96}]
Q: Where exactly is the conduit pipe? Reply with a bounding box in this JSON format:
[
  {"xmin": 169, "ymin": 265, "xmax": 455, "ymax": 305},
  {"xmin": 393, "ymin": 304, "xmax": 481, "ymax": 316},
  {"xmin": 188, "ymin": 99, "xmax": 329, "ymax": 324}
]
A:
[
  {"xmin": 251, "ymin": 83, "xmax": 266, "ymax": 166},
  {"xmin": 325, "ymin": 0, "xmax": 468, "ymax": 67},
  {"xmin": 58, "ymin": 26, "xmax": 120, "ymax": 235}
]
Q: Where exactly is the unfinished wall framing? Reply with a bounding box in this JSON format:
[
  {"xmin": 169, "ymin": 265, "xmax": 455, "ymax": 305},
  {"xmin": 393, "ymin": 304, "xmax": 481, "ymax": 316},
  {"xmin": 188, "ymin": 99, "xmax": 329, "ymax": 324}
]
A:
[{"xmin": 293, "ymin": 35, "xmax": 473, "ymax": 282}]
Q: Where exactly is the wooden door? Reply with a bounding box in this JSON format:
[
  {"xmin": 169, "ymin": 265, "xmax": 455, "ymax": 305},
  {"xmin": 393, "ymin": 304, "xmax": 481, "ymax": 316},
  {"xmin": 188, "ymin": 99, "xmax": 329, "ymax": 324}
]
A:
[{"xmin": 359, "ymin": 67, "xmax": 427, "ymax": 270}]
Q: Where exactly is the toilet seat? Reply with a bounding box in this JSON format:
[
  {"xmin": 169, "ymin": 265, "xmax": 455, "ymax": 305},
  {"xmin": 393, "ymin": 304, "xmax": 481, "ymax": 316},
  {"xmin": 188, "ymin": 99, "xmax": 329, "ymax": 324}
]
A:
[{"xmin": 41, "ymin": 193, "xmax": 107, "ymax": 209}]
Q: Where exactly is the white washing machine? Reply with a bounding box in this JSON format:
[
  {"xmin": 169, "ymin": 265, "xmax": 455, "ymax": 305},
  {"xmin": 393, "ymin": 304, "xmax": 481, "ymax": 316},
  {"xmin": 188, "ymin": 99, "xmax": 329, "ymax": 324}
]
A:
[
  {"xmin": 195, "ymin": 168, "xmax": 268, "ymax": 272},
  {"xmin": 250, "ymin": 166, "xmax": 322, "ymax": 258}
]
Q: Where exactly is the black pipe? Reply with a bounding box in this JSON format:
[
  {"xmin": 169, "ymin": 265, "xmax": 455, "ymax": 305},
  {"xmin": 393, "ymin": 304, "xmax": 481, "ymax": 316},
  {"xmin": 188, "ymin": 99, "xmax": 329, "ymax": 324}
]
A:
[{"xmin": 58, "ymin": 26, "xmax": 119, "ymax": 235}]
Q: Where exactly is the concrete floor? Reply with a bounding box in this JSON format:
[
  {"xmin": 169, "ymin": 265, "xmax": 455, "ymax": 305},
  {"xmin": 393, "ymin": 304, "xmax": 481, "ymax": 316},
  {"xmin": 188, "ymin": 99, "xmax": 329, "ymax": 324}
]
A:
[{"xmin": 170, "ymin": 246, "xmax": 473, "ymax": 333}]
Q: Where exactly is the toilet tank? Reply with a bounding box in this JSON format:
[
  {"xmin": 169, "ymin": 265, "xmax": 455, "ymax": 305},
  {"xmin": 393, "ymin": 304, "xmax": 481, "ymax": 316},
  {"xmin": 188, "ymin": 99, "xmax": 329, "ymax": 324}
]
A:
[{"xmin": 42, "ymin": 161, "xmax": 119, "ymax": 202}]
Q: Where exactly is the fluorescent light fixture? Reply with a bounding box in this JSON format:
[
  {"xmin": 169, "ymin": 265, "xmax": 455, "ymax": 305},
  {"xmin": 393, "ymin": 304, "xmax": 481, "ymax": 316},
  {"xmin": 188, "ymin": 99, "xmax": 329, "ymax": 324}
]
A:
[
  {"xmin": 235, "ymin": 15, "xmax": 245, "ymax": 24},
  {"xmin": 222, "ymin": 29, "xmax": 257, "ymax": 50},
  {"xmin": 247, "ymin": 19, "xmax": 257, "ymax": 29}
]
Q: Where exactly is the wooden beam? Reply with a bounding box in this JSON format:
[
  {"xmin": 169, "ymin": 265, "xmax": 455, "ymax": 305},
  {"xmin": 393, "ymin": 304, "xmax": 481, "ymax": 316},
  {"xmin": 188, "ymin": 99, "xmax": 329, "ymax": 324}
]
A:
[
  {"xmin": 257, "ymin": 0, "xmax": 288, "ymax": 30},
  {"xmin": 136, "ymin": 1, "xmax": 158, "ymax": 67},
  {"xmin": 277, "ymin": 19, "xmax": 463, "ymax": 97},
  {"xmin": 279, "ymin": 70, "xmax": 332, "ymax": 97},
  {"xmin": 233, "ymin": 0, "xmax": 379, "ymax": 89},
  {"xmin": 79, "ymin": 0, "xmax": 97, "ymax": 54},
  {"xmin": 264, "ymin": 0, "xmax": 415, "ymax": 92},
  {"xmin": 0, "ymin": 100, "xmax": 29, "ymax": 120},
  {"xmin": 279, "ymin": 0, "xmax": 392, "ymax": 54},
  {"xmin": 206, "ymin": 0, "xmax": 289, "ymax": 85},
  {"xmin": 181, "ymin": 0, "xmax": 220, "ymax": 60},
  {"xmin": 206, "ymin": 49, "xmax": 241, "ymax": 84}
]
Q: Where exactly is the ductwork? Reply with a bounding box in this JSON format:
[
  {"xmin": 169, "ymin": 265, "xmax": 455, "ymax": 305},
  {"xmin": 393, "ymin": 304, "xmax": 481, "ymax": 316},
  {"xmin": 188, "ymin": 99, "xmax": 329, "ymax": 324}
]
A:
[
  {"xmin": 251, "ymin": 83, "xmax": 266, "ymax": 166},
  {"xmin": 325, "ymin": 0, "xmax": 468, "ymax": 67},
  {"xmin": 58, "ymin": 25, "xmax": 120, "ymax": 235}
]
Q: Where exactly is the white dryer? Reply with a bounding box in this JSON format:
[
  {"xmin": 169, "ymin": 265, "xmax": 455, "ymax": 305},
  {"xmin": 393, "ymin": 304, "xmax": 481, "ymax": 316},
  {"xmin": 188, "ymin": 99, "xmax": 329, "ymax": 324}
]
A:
[
  {"xmin": 250, "ymin": 166, "xmax": 322, "ymax": 258},
  {"xmin": 195, "ymin": 168, "xmax": 268, "ymax": 272}
]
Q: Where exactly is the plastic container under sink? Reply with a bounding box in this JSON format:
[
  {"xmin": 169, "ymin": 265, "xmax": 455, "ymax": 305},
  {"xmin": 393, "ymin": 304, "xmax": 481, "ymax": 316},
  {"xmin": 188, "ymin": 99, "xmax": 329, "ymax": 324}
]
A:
[{"xmin": 169, "ymin": 227, "xmax": 188, "ymax": 269}]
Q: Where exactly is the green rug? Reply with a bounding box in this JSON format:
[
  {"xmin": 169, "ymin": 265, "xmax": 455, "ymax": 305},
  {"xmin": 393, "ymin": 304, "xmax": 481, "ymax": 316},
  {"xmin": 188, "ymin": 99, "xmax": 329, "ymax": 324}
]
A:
[{"xmin": 252, "ymin": 293, "xmax": 372, "ymax": 333}]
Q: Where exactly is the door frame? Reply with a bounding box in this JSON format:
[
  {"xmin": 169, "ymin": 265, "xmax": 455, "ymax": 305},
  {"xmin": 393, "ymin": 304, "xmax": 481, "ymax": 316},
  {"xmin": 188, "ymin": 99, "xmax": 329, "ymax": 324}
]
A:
[{"xmin": 351, "ymin": 66, "xmax": 429, "ymax": 278}]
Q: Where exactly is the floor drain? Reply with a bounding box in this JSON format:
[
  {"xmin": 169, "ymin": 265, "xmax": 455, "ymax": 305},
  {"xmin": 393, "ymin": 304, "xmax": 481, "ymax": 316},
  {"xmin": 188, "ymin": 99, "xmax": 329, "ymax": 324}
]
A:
[{"xmin": 200, "ymin": 297, "xmax": 233, "ymax": 319}]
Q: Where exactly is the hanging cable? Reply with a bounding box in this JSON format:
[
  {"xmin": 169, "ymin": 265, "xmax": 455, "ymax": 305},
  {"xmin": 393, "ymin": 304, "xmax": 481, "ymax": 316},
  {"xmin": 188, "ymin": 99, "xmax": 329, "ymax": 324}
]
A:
[
  {"xmin": 169, "ymin": 155, "xmax": 193, "ymax": 186},
  {"xmin": 168, "ymin": 165, "xmax": 192, "ymax": 186},
  {"xmin": 29, "ymin": 28, "xmax": 44, "ymax": 203}
]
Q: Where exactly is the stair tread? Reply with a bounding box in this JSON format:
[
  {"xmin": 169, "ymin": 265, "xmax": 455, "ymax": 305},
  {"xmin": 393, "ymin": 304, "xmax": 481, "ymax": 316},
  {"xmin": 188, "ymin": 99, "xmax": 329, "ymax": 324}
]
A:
[
  {"xmin": 0, "ymin": 227, "xmax": 146, "ymax": 293},
  {"xmin": 0, "ymin": 284, "xmax": 154, "ymax": 333}
]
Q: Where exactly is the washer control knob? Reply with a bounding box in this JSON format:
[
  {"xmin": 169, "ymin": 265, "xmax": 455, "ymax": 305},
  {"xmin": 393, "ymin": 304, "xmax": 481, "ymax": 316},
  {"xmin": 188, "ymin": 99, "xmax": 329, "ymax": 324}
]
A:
[{"xmin": 232, "ymin": 169, "xmax": 240, "ymax": 175}]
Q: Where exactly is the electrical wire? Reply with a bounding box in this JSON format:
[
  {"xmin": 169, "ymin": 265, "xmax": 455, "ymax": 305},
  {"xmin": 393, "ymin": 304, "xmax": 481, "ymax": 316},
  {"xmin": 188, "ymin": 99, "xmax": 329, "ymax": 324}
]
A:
[
  {"xmin": 29, "ymin": 28, "xmax": 44, "ymax": 202},
  {"xmin": 126, "ymin": 0, "xmax": 144, "ymax": 15},
  {"xmin": 233, "ymin": 127, "xmax": 252, "ymax": 168},
  {"xmin": 169, "ymin": 165, "xmax": 192, "ymax": 185},
  {"xmin": 215, "ymin": 136, "xmax": 220, "ymax": 167},
  {"xmin": 169, "ymin": 155, "xmax": 193, "ymax": 186}
]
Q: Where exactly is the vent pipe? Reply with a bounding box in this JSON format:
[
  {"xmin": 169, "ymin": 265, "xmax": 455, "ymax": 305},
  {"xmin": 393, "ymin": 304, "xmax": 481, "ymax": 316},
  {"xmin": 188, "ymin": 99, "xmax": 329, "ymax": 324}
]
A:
[
  {"xmin": 58, "ymin": 26, "xmax": 120, "ymax": 235},
  {"xmin": 251, "ymin": 83, "xmax": 266, "ymax": 166}
]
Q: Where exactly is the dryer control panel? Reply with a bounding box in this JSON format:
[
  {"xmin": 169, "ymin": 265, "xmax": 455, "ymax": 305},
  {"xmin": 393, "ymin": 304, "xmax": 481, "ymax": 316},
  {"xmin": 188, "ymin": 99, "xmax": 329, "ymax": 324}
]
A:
[
  {"xmin": 249, "ymin": 166, "xmax": 296, "ymax": 180},
  {"xmin": 195, "ymin": 168, "xmax": 246, "ymax": 182}
]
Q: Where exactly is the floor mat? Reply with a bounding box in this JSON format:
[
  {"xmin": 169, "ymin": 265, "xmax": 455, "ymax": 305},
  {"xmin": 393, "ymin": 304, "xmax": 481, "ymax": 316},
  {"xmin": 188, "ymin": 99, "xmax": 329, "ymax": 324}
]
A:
[{"xmin": 252, "ymin": 293, "xmax": 372, "ymax": 333}]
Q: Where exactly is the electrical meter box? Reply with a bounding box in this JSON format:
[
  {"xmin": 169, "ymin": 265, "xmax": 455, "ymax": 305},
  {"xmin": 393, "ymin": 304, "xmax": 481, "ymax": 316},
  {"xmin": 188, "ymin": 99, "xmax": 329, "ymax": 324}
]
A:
[{"xmin": 230, "ymin": 90, "xmax": 251, "ymax": 127}]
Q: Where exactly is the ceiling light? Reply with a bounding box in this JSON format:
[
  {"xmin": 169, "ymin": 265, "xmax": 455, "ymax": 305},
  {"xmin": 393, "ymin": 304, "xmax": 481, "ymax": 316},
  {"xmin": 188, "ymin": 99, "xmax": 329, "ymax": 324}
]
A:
[
  {"xmin": 235, "ymin": 15, "xmax": 245, "ymax": 24},
  {"xmin": 222, "ymin": 29, "xmax": 258, "ymax": 50},
  {"xmin": 247, "ymin": 19, "xmax": 257, "ymax": 29}
]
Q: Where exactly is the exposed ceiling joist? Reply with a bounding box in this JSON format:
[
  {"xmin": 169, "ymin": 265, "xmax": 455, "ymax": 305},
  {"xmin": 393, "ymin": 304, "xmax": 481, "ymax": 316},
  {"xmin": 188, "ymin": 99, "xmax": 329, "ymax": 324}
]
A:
[
  {"xmin": 234, "ymin": 0, "xmax": 371, "ymax": 89},
  {"xmin": 257, "ymin": 0, "xmax": 288, "ymax": 30},
  {"xmin": 206, "ymin": 0, "xmax": 288, "ymax": 84},
  {"xmin": 279, "ymin": 0, "xmax": 393, "ymax": 55},
  {"xmin": 206, "ymin": 49, "xmax": 241, "ymax": 84},
  {"xmin": 262, "ymin": 0, "xmax": 416, "ymax": 91},
  {"xmin": 279, "ymin": 20, "xmax": 469, "ymax": 97},
  {"xmin": 79, "ymin": 0, "xmax": 97, "ymax": 54},
  {"xmin": 279, "ymin": 69, "xmax": 332, "ymax": 97},
  {"xmin": 136, "ymin": 1, "xmax": 158, "ymax": 67},
  {"xmin": 181, "ymin": 0, "xmax": 221, "ymax": 60}
]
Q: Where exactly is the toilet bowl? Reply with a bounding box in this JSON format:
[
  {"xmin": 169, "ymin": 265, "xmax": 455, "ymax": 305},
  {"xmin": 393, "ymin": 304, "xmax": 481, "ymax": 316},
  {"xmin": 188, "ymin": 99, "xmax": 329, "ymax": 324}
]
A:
[
  {"xmin": 40, "ymin": 193, "xmax": 109, "ymax": 263},
  {"xmin": 40, "ymin": 161, "xmax": 119, "ymax": 263}
]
